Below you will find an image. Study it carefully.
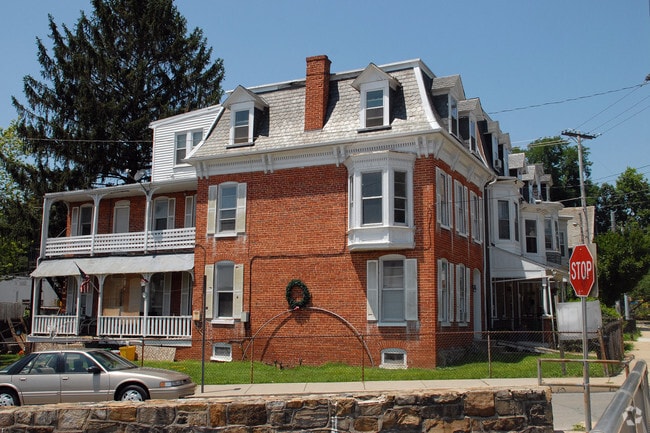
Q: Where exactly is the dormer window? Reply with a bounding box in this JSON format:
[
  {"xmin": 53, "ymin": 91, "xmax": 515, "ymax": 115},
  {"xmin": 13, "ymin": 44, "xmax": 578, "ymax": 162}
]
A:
[
  {"xmin": 233, "ymin": 110, "xmax": 250, "ymax": 144},
  {"xmin": 352, "ymin": 63, "xmax": 399, "ymax": 131},
  {"xmin": 222, "ymin": 85, "xmax": 268, "ymax": 148},
  {"xmin": 175, "ymin": 130, "xmax": 203, "ymax": 165},
  {"xmin": 365, "ymin": 89, "xmax": 385, "ymax": 127}
]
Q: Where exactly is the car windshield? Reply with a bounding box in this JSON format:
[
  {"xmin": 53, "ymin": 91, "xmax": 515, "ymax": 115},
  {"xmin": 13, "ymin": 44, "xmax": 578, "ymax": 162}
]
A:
[{"xmin": 89, "ymin": 350, "xmax": 137, "ymax": 371}]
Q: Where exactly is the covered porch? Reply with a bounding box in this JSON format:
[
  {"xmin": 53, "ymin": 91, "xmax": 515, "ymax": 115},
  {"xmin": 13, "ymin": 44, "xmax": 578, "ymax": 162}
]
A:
[
  {"xmin": 30, "ymin": 254, "xmax": 195, "ymax": 340},
  {"xmin": 488, "ymin": 246, "xmax": 569, "ymax": 337}
]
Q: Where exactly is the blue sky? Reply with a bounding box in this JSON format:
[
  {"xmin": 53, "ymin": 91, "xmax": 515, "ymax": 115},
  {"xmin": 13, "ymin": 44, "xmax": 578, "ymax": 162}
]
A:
[{"xmin": 2, "ymin": 1, "xmax": 649, "ymax": 187}]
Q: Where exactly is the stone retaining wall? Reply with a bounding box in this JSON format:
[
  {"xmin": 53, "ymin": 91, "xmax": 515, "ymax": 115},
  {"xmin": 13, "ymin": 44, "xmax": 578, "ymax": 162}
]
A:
[{"xmin": 0, "ymin": 387, "xmax": 553, "ymax": 432}]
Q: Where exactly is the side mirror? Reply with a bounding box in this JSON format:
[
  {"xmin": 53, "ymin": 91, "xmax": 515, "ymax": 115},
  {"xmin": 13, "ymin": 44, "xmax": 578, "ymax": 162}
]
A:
[{"xmin": 87, "ymin": 366, "xmax": 101, "ymax": 374}]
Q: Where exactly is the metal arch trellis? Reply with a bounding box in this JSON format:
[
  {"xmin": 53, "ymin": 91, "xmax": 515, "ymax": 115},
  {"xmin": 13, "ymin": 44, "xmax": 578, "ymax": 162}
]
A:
[{"xmin": 241, "ymin": 306, "xmax": 375, "ymax": 367}]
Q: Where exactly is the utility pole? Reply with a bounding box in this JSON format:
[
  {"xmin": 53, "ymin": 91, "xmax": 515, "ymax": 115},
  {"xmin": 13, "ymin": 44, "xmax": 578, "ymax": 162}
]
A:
[
  {"xmin": 561, "ymin": 128, "xmax": 597, "ymax": 431},
  {"xmin": 561, "ymin": 129, "xmax": 597, "ymax": 243}
]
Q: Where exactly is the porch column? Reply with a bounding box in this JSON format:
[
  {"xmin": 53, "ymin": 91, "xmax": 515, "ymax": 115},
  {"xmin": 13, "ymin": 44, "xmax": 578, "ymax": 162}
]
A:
[
  {"xmin": 541, "ymin": 278, "xmax": 552, "ymax": 317},
  {"xmin": 39, "ymin": 197, "xmax": 53, "ymax": 260},
  {"xmin": 143, "ymin": 190, "xmax": 154, "ymax": 254},
  {"xmin": 89, "ymin": 193, "xmax": 105, "ymax": 256},
  {"xmin": 141, "ymin": 273, "xmax": 152, "ymax": 336},
  {"xmin": 96, "ymin": 275, "xmax": 106, "ymax": 336}
]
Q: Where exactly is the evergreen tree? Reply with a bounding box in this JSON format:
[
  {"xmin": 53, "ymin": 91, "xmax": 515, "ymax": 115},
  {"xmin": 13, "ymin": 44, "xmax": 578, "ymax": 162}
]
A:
[{"xmin": 12, "ymin": 0, "xmax": 225, "ymax": 190}]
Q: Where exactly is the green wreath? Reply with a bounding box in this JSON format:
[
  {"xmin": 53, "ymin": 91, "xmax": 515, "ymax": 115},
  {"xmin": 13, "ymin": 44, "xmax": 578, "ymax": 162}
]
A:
[{"xmin": 286, "ymin": 279, "xmax": 311, "ymax": 310}]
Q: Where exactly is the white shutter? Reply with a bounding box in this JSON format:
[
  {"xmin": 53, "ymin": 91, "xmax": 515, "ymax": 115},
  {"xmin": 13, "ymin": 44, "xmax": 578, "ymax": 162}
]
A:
[
  {"xmin": 446, "ymin": 174, "xmax": 453, "ymax": 229},
  {"xmin": 233, "ymin": 263, "xmax": 244, "ymax": 319},
  {"xmin": 448, "ymin": 263, "xmax": 454, "ymax": 322},
  {"xmin": 181, "ymin": 273, "xmax": 190, "ymax": 316},
  {"xmin": 168, "ymin": 198, "xmax": 176, "ymax": 229},
  {"xmin": 466, "ymin": 266, "xmax": 471, "ymax": 323},
  {"xmin": 207, "ymin": 185, "xmax": 218, "ymax": 235},
  {"xmin": 163, "ymin": 274, "xmax": 171, "ymax": 316},
  {"xmin": 204, "ymin": 264, "xmax": 214, "ymax": 319},
  {"xmin": 235, "ymin": 183, "xmax": 247, "ymax": 233},
  {"xmin": 437, "ymin": 259, "xmax": 444, "ymax": 322},
  {"xmin": 435, "ymin": 169, "xmax": 442, "ymax": 224},
  {"xmin": 366, "ymin": 260, "xmax": 378, "ymax": 321},
  {"xmin": 71, "ymin": 207, "xmax": 79, "ymax": 236},
  {"xmin": 456, "ymin": 265, "xmax": 462, "ymax": 322},
  {"xmin": 404, "ymin": 259, "xmax": 418, "ymax": 321}
]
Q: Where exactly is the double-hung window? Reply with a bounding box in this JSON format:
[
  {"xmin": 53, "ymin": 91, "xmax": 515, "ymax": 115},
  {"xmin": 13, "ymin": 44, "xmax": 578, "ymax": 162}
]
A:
[
  {"xmin": 175, "ymin": 130, "xmax": 203, "ymax": 165},
  {"xmin": 436, "ymin": 168, "xmax": 453, "ymax": 229},
  {"xmin": 456, "ymin": 264, "xmax": 470, "ymax": 324},
  {"xmin": 438, "ymin": 259, "xmax": 454, "ymax": 325},
  {"xmin": 351, "ymin": 64, "xmax": 398, "ymax": 130},
  {"xmin": 366, "ymin": 255, "xmax": 418, "ymax": 326},
  {"xmin": 222, "ymin": 86, "xmax": 268, "ymax": 147},
  {"xmin": 153, "ymin": 197, "xmax": 175, "ymax": 231},
  {"xmin": 204, "ymin": 261, "xmax": 244, "ymax": 323},
  {"xmin": 497, "ymin": 200, "xmax": 510, "ymax": 240},
  {"xmin": 454, "ymin": 180, "xmax": 468, "ymax": 236},
  {"xmin": 71, "ymin": 205, "xmax": 93, "ymax": 236},
  {"xmin": 345, "ymin": 152, "xmax": 415, "ymax": 250},
  {"xmin": 525, "ymin": 219, "xmax": 538, "ymax": 253},
  {"xmin": 470, "ymin": 192, "xmax": 483, "ymax": 243},
  {"xmin": 207, "ymin": 183, "xmax": 247, "ymax": 236},
  {"xmin": 233, "ymin": 110, "xmax": 249, "ymax": 144}
]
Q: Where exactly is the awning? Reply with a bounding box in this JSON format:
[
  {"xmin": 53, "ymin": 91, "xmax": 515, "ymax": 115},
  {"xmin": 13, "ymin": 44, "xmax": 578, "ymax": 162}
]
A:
[
  {"xmin": 489, "ymin": 247, "xmax": 568, "ymax": 281},
  {"xmin": 30, "ymin": 254, "xmax": 194, "ymax": 278}
]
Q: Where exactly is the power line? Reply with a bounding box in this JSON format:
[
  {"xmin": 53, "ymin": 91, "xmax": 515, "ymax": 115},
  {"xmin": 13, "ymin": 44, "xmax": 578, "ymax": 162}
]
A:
[{"xmin": 489, "ymin": 82, "xmax": 649, "ymax": 115}]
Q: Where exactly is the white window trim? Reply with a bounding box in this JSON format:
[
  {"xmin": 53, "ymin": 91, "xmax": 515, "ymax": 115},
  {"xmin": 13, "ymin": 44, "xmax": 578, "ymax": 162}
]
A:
[
  {"xmin": 456, "ymin": 264, "xmax": 470, "ymax": 325},
  {"xmin": 436, "ymin": 168, "xmax": 453, "ymax": 230},
  {"xmin": 454, "ymin": 180, "xmax": 468, "ymax": 237},
  {"xmin": 438, "ymin": 259, "xmax": 454, "ymax": 326},
  {"xmin": 228, "ymin": 102, "xmax": 255, "ymax": 146},
  {"xmin": 366, "ymin": 255, "xmax": 418, "ymax": 326},
  {"xmin": 345, "ymin": 152, "xmax": 415, "ymax": 251},
  {"xmin": 152, "ymin": 197, "xmax": 175, "ymax": 231},
  {"xmin": 184, "ymin": 195, "xmax": 196, "ymax": 228},
  {"xmin": 380, "ymin": 348, "xmax": 407, "ymax": 369},
  {"xmin": 206, "ymin": 183, "xmax": 247, "ymax": 237},
  {"xmin": 211, "ymin": 261, "xmax": 244, "ymax": 323},
  {"xmin": 470, "ymin": 191, "xmax": 483, "ymax": 244},
  {"xmin": 211, "ymin": 343, "xmax": 233, "ymax": 362},
  {"xmin": 113, "ymin": 200, "xmax": 130, "ymax": 234},
  {"xmin": 359, "ymin": 82, "xmax": 390, "ymax": 130},
  {"xmin": 174, "ymin": 129, "xmax": 203, "ymax": 166}
]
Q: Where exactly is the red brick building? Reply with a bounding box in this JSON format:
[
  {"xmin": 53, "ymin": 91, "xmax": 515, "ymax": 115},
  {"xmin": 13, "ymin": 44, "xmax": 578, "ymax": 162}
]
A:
[{"xmin": 30, "ymin": 55, "xmax": 499, "ymax": 368}]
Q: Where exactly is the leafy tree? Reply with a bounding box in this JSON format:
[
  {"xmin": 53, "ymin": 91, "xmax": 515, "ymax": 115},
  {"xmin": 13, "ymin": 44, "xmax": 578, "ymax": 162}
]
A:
[
  {"xmin": 0, "ymin": 123, "xmax": 39, "ymax": 277},
  {"xmin": 596, "ymin": 224, "xmax": 650, "ymax": 306},
  {"xmin": 595, "ymin": 168, "xmax": 650, "ymax": 234},
  {"xmin": 515, "ymin": 136, "xmax": 597, "ymax": 207},
  {"xmin": 11, "ymin": 0, "xmax": 225, "ymax": 191}
]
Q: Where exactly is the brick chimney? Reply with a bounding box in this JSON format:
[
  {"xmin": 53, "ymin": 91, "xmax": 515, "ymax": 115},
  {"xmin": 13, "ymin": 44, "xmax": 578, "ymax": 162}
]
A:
[{"xmin": 304, "ymin": 55, "xmax": 331, "ymax": 131}]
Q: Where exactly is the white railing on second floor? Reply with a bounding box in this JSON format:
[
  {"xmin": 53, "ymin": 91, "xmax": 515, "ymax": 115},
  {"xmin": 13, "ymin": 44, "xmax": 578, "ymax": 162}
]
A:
[
  {"xmin": 32, "ymin": 315, "xmax": 192, "ymax": 339},
  {"xmin": 44, "ymin": 227, "xmax": 195, "ymax": 257}
]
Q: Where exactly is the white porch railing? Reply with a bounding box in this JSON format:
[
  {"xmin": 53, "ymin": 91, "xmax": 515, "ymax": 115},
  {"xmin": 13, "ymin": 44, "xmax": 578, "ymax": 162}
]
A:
[
  {"xmin": 98, "ymin": 316, "xmax": 192, "ymax": 338},
  {"xmin": 44, "ymin": 227, "xmax": 195, "ymax": 257},
  {"xmin": 32, "ymin": 315, "xmax": 192, "ymax": 339},
  {"xmin": 32, "ymin": 315, "xmax": 78, "ymax": 336}
]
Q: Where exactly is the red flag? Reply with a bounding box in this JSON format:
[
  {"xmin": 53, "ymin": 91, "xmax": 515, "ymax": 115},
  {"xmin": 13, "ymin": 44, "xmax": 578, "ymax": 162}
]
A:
[{"xmin": 76, "ymin": 263, "xmax": 91, "ymax": 293}]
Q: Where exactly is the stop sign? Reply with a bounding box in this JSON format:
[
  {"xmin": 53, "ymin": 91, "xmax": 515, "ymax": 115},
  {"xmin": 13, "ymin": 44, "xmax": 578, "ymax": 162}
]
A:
[{"xmin": 570, "ymin": 244, "xmax": 595, "ymax": 297}]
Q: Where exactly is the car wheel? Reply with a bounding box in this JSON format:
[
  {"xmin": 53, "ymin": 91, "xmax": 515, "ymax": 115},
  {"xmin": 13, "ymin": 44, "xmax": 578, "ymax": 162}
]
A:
[
  {"xmin": 118, "ymin": 384, "xmax": 148, "ymax": 402},
  {"xmin": 0, "ymin": 389, "xmax": 18, "ymax": 406}
]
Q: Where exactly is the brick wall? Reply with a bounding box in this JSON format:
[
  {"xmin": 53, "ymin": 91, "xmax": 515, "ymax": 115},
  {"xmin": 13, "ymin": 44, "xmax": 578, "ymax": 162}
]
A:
[{"xmin": 184, "ymin": 156, "xmax": 485, "ymax": 369}]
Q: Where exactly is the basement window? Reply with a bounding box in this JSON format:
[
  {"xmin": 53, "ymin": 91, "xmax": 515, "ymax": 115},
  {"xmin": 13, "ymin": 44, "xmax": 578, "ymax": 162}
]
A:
[
  {"xmin": 380, "ymin": 348, "xmax": 407, "ymax": 369},
  {"xmin": 211, "ymin": 343, "xmax": 232, "ymax": 362}
]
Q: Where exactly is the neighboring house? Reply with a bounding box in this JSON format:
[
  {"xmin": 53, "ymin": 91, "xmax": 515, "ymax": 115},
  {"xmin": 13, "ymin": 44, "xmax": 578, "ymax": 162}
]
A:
[
  {"xmin": 29, "ymin": 105, "xmax": 220, "ymax": 344},
  {"xmin": 485, "ymin": 151, "xmax": 570, "ymax": 335},
  {"xmin": 30, "ymin": 54, "xmax": 563, "ymax": 368}
]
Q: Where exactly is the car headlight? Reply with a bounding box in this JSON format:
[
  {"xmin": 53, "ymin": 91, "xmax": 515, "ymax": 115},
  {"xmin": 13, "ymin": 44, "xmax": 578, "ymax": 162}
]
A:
[{"xmin": 160, "ymin": 379, "xmax": 186, "ymax": 388}]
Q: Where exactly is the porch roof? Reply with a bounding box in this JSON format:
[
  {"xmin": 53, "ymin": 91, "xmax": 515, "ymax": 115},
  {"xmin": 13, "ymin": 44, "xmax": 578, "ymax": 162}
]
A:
[
  {"xmin": 30, "ymin": 254, "xmax": 194, "ymax": 278},
  {"xmin": 489, "ymin": 247, "xmax": 567, "ymax": 281}
]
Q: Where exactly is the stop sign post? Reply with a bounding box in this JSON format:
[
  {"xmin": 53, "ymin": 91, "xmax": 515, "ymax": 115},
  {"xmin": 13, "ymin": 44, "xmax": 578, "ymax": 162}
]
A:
[{"xmin": 570, "ymin": 244, "xmax": 595, "ymax": 297}]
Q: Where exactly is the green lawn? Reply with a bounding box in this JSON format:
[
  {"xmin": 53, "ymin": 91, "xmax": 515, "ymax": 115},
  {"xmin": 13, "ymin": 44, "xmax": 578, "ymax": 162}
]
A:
[{"xmin": 143, "ymin": 352, "xmax": 611, "ymax": 385}]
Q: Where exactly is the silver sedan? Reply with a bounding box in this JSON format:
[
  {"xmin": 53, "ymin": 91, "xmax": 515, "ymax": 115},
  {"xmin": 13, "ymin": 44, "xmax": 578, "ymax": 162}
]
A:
[{"xmin": 0, "ymin": 348, "xmax": 195, "ymax": 406}]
